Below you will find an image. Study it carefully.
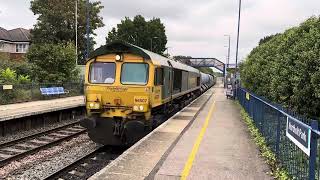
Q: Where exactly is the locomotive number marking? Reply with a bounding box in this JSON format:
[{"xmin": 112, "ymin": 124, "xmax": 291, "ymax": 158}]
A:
[{"xmin": 134, "ymin": 96, "xmax": 148, "ymax": 104}]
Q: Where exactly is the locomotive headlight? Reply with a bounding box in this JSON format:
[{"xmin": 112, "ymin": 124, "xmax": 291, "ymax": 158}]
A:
[
  {"xmin": 115, "ymin": 54, "xmax": 122, "ymax": 61},
  {"xmin": 133, "ymin": 105, "xmax": 145, "ymax": 112},
  {"xmin": 88, "ymin": 102, "xmax": 100, "ymax": 109}
]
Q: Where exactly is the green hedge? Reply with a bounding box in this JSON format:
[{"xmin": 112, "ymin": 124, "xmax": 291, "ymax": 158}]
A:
[{"xmin": 240, "ymin": 16, "xmax": 320, "ymax": 118}]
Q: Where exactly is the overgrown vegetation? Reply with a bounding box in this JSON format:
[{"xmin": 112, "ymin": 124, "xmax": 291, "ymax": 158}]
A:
[
  {"xmin": 0, "ymin": 68, "xmax": 32, "ymax": 104},
  {"xmin": 30, "ymin": 0, "xmax": 104, "ymax": 64},
  {"xmin": 26, "ymin": 43, "xmax": 79, "ymax": 83},
  {"xmin": 0, "ymin": 68, "xmax": 31, "ymax": 84},
  {"xmin": 106, "ymin": 15, "xmax": 167, "ymax": 55},
  {"xmin": 240, "ymin": 16, "xmax": 320, "ymax": 118},
  {"xmin": 0, "ymin": 43, "xmax": 81, "ymax": 104},
  {"xmin": 0, "ymin": 59, "xmax": 33, "ymax": 77},
  {"xmin": 239, "ymin": 105, "xmax": 290, "ymax": 180},
  {"xmin": 0, "ymin": 0, "xmax": 101, "ymax": 104}
]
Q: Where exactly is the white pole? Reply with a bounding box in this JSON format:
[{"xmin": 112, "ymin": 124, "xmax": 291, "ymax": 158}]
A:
[{"xmin": 75, "ymin": 0, "xmax": 78, "ymax": 65}]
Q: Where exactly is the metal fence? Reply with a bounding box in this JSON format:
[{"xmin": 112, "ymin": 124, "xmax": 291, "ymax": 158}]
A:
[
  {"xmin": 0, "ymin": 82, "xmax": 84, "ymax": 105},
  {"xmin": 237, "ymin": 88, "xmax": 320, "ymax": 180}
]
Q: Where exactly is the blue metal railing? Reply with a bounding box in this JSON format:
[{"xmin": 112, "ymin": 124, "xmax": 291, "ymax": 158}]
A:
[{"xmin": 237, "ymin": 88, "xmax": 320, "ymax": 180}]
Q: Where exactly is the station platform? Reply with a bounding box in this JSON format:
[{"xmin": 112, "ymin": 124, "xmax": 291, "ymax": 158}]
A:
[
  {"xmin": 0, "ymin": 96, "xmax": 85, "ymax": 121},
  {"xmin": 89, "ymin": 82, "xmax": 272, "ymax": 180}
]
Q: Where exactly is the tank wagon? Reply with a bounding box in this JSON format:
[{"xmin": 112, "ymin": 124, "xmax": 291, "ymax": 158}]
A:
[
  {"xmin": 81, "ymin": 41, "xmax": 215, "ymax": 145},
  {"xmin": 200, "ymin": 72, "xmax": 214, "ymax": 92}
]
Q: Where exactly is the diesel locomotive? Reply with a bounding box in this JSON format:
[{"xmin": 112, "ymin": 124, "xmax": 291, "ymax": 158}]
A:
[{"xmin": 81, "ymin": 41, "xmax": 215, "ymax": 145}]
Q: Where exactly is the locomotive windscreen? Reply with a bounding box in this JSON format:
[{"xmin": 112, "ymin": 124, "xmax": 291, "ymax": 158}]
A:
[
  {"xmin": 89, "ymin": 62, "xmax": 116, "ymax": 84},
  {"xmin": 121, "ymin": 63, "xmax": 149, "ymax": 85}
]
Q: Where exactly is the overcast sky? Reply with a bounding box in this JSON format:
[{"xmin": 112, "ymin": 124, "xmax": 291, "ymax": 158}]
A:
[{"xmin": 0, "ymin": 0, "xmax": 319, "ymax": 66}]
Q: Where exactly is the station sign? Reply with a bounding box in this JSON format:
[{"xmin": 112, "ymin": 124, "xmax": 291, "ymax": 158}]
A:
[
  {"xmin": 2, "ymin": 85, "xmax": 13, "ymax": 90},
  {"xmin": 245, "ymin": 92, "xmax": 250, "ymax": 100},
  {"xmin": 286, "ymin": 116, "xmax": 311, "ymax": 156}
]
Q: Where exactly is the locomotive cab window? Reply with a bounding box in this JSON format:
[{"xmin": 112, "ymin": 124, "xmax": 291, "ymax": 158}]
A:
[
  {"xmin": 89, "ymin": 62, "xmax": 116, "ymax": 84},
  {"xmin": 121, "ymin": 63, "xmax": 149, "ymax": 85},
  {"xmin": 197, "ymin": 76, "xmax": 200, "ymax": 86},
  {"xmin": 173, "ymin": 69, "xmax": 182, "ymax": 93},
  {"xmin": 155, "ymin": 68, "xmax": 163, "ymax": 85}
]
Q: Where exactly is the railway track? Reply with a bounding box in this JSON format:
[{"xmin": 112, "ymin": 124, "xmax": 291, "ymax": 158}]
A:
[
  {"xmin": 0, "ymin": 121, "xmax": 86, "ymax": 167},
  {"xmin": 44, "ymin": 146, "xmax": 125, "ymax": 180}
]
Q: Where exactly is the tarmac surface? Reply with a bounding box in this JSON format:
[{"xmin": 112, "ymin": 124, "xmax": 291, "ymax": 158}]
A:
[
  {"xmin": 0, "ymin": 96, "xmax": 85, "ymax": 121},
  {"xmin": 90, "ymin": 80, "xmax": 272, "ymax": 180}
]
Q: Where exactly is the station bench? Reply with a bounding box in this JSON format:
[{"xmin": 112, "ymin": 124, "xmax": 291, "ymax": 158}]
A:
[{"xmin": 40, "ymin": 87, "xmax": 69, "ymax": 96}]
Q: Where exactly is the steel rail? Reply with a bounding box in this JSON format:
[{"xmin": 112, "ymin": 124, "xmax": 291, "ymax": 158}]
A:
[
  {"xmin": 0, "ymin": 122, "xmax": 86, "ymax": 167},
  {"xmin": 43, "ymin": 146, "xmax": 103, "ymax": 180},
  {"xmin": 0, "ymin": 120, "xmax": 82, "ymax": 147}
]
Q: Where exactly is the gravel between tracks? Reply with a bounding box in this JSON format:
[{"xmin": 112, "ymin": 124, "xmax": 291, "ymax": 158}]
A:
[
  {"xmin": 0, "ymin": 119, "xmax": 80, "ymax": 145},
  {"xmin": 0, "ymin": 133, "xmax": 98, "ymax": 180}
]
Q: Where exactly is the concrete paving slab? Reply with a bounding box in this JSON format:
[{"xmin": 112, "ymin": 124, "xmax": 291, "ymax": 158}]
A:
[
  {"xmin": 155, "ymin": 82, "xmax": 272, "ymax": 180},
  {"xmin": 157, "ymin": 120, "xmax": 189, "ymax": 133},
  {"xmin": 176, "ymin": 112, "xmax": 195, "ymax": 117},
  {"xmin": 0, "ymin": 96, "xmax": 85, "ymax": 121}
]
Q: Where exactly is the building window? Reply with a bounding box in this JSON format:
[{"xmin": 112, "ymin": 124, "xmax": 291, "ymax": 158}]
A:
[{"xmin": 16, "ymin": 44, "xmax": 28, "ymax": 53}]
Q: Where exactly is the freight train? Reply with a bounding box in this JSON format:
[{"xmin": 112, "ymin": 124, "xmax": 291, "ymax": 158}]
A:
[{"xmin": 81, "ymin": 41, "xmax": 215, "ymax": 145}]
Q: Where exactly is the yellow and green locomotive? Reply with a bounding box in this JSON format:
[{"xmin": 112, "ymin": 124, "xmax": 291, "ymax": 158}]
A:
[{"xmin": 81, "ymin": 41, "xmax": 214, "ymax": 145}]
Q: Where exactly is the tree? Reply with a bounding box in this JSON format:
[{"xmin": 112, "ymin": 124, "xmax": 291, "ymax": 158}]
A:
[
  {"xmin": 258, "ymin": 33, "xmax": 280, "ymax": 45},
  {"xmin": 26, "ymin": 43, "xmax": 79, "ymax": 83},
  {"xmin": 30, "ymin": 0, "xmax": 104, "ymax": 64},
  {"xmin": 240, "ymin": 16, "xmax": 320, "ymax": 118},
  {"xmin": 106, "ymin": 15, "xmax": 167, "ymax": 55}
]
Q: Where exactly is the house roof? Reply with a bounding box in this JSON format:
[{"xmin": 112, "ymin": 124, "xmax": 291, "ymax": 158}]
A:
[
  {"xmin": 0, "ymin": 27, "xmax": 31, "ymax": 42},
  {"xmin": 0, "ymin": 27, "xmax": 12, "ymax": 41}
]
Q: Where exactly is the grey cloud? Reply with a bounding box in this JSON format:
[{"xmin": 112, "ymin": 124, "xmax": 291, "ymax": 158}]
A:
[
  {"xmin": 0, "ymin": 1, "xmax": 36, "ymax": 29},
  {"xmin": 101, "ymin": 0, "xmax": 190, "ymax": 19}
]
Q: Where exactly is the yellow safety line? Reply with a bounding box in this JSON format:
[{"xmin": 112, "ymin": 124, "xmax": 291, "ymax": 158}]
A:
[{"xmin": 180, "ymin": 100, "xmax": 216, "ymax": 180}]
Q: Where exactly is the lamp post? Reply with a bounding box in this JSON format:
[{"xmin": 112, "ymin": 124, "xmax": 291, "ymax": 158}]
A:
[
  {"xmin": 224, "ymin": 35, "xmax": 231, "ymax": 68},
  {"xmin": 166, "ymin": 46, "xmax": 171, "ymax": 56},
  {"xmin": 75, "ymin": 0, "xmax": 78, "ymax": 65},
  {"xmin": 235, "ymin": 0, "xmax": 242, "ymax": 78},
  {"xmin": 150, "ymin": 36, "xmax": 158, "ymax": 52}
]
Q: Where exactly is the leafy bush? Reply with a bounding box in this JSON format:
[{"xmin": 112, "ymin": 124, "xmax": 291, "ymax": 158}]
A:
[
  {"xmin": 239, "ymin": 105, "xmax": 290, "ymax": 180},
  {"xmin": 0, "ymin": 68, "xmax": 31, "ymax": 84},
  {"xmin": 0, "ymin": 68, "xmax": 32, "ymax": 104},
  {"xmin": 0, "ymin": 59, "xmax": 33, "ymax": 78},
  {"xmin": 240, "ymin": 16, "xmax": 320, "ymax": 118},
  {"xmin": 0, "ymin": 68, "xmax": 18, "ymax": 84},
  {"xmin": 26, "ymin": 42, "xmax": 79, "ymax": 83}
]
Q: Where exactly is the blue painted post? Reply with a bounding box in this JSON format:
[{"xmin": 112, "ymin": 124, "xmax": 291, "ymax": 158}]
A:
[
  {"xmin": 309, "ymin": 120, "xmax": 318, "ymax": 180},
  {"xmin": 275, "ymin": 111, "xmax": 281, "ymax": 158},
  {"xmin": 85, "ymin": 0, "xmax": 90, "ymax": 59}
]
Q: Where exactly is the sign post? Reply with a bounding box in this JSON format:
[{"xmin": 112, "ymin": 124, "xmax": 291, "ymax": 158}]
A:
[{"xmin": 286, "ymin": 116, "xmax": 311, "ymax": 156}]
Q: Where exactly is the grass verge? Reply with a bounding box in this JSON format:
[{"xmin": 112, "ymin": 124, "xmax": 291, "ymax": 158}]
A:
[{"xmin": 238, "ymin": 102, "xmax": 290, "ymax": 180}]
